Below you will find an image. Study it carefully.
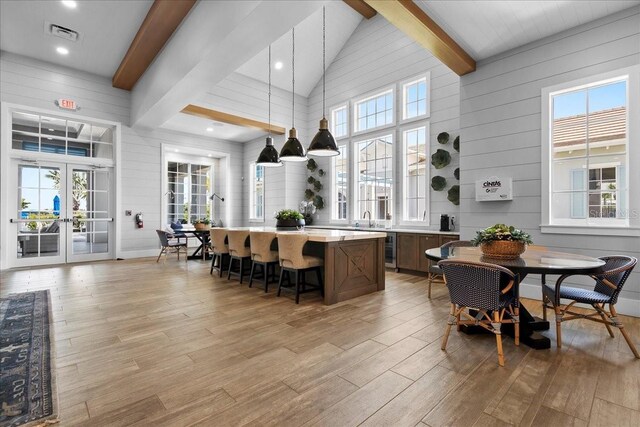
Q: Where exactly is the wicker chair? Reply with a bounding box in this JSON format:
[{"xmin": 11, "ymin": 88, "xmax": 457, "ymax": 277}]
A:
[
  {"xmin": 276, "ymin": 233, "xmax": 324, "ymax": 304},
  {"xmin": 227, "ymin": 230, "xmax": 252, "ymax": 283},
  {"xmin": 156, "ymin": 230, "xmax": 187, "ymax": 262},
  {"xmin": 249, "ymin": 231, "xmax": 279, "ymax": 292},
  {"xmin": 209, "ymin": 228, "xmax": 229, "ymax": 277},
  {"xmin": 542, "ymin": 256, "xmax": 638, "ymax": 358},
  {"xmin": 427, "ymin": 240, "xmax": 473, "ymax": 298},
  {"xmin": 439, "ymin": 260, "xmax": 520, "ymax": 367}
]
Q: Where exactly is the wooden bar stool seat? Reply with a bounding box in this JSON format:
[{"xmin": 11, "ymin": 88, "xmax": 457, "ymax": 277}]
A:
[
  {"xmin": 227, "ymin": 230, "xmax": 252, "ymax": 283},
  {"xmin": 209, "ymin": 228, "xmax": 229, "ymax": 277},
  {"xmin": 276, "ymin": 233, "xmax": 324, "ymax": 304},
  {"xmin": 249, "ymin": 231, "xmax": 279, "ymax": 292}
]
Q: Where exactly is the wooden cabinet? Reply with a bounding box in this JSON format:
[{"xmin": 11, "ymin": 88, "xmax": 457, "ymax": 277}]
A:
[
  {"xmin": 418, "ymin": 234, "xmax": 440, "ymax": 272},
  {"xmin": 396, "ymin": 233, "xmax": 418, "ymax": 270},
  {"xmin": 439, "ymin": 235, "xmax": 459, "ymax": 246}
]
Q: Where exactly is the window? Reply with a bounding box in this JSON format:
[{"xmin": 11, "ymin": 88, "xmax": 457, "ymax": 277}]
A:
[
  {"xmin": 332, "ymin": 144, "xmax": 348, "ymax": 221},
  {"xmin": 11, "ymin": 111, "xmax": 114, "ymax": 160},
  {"xmin": 354, "ymin": 89, "xmax": 394, "ymax": 133},
  {"xmin": 355, "ymin": 134, "xmax": 393, "ymax": 221},
  {"xmin": 249, "ymin": 162, "xmax": 264, "ymax": 221},
  {"xmin": 549, "ymin": 78, "xmax": 628, "ymax": 226},
  {"xmin": 402, "ymin": 76, "xmax": 428, "ymax": 120},
  {"xmin": 331, "ymin": 105, "xmax": 348, "ymax": 139},
  {"xmin": 167, "ymin": 162, "xmax": 212, "ymax": 224},
  {"xmin": 403, "ymin": 125, "xmax": 428, "ymax": 221}
]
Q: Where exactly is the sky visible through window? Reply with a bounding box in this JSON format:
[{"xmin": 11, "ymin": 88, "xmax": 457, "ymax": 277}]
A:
[{"xmin": 553, "ymin": 81, "xmax": 626, "ymax": 119}]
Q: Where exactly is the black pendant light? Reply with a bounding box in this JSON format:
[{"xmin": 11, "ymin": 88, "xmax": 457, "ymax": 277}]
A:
[
  {"xmin": 308, "ymin": 6, "xmax": 339, "ymax": 157},
  {"xmin": 256, "ymin": 45, "xmax": 282, "ymax": 167},
  {"xmin": 279, "ymin": 27, "xmax": 307, "ymax": 162}
]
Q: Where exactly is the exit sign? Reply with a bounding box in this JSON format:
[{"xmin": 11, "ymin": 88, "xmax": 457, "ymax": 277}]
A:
[{"xmin": 55, "ymin": 98, "xmax": 79, "ymax": 111}]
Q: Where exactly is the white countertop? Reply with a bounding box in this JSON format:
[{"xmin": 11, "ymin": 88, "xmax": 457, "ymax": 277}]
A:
[
  {"xmin": 307, "ymin": 225, "xmax": 460, "ymax": 236},
  {"xmin": 220, "ymin": 227, "xmax": 386, "ymax": 242}
]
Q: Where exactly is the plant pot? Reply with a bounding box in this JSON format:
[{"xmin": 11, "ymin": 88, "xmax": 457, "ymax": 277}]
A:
[
  {"xmin": 480, "ymin": 241, "xmax": 526, "ymax": 259},
  {"xmin": 194, "ymin": 223, "xmax": 208, "ymax": 231},
  {"xmin": 276, "ymin": 218, "xmax": 305, "ymax": 229}
]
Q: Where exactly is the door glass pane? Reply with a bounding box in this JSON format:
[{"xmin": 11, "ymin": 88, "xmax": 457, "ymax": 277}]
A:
[{"xmin": 72, "ymin": 168, "xmax": 110, "ymax": 255}]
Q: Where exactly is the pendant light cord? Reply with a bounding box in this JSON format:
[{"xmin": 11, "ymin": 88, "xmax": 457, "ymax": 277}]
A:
[
  {"xmin": 292, "ymin": 27, "xmax": 295, "ymax": 128},
  {"xmin": 268, "ymin": 45, "xmax": 271, "ymax": 136},
  {"xmin": 322, "ymin": 6, "xmax": 326, "ymax": 119}
]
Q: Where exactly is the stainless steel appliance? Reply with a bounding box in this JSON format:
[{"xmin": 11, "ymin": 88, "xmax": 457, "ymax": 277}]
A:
[{"xmin": 385, "ymin": 232, "xmax": 396, "ymax": 268}]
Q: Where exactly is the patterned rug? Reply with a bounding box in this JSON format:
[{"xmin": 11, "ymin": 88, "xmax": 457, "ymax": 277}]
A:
[{"xmin": 0, "ymin": 291, "xmax": 57, "ymax": 427}]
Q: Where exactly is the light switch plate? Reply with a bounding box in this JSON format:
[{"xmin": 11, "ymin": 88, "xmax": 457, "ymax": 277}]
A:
[{"xmin": 125, "ymin": 210, "xmax": 132, "ymax": 216}]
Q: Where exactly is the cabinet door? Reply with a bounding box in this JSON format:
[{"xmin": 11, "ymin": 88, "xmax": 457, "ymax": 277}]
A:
[
  {"xmin": 439, "ymin": 235, "xmax": 460, "ymax": 246},
  {"xmin": 418, "ymin": 234, "xmax": 440, "ymax": 272},
  {"xmin": 397, "ymin": 233, "xmax": 418, "ymax": 270}
]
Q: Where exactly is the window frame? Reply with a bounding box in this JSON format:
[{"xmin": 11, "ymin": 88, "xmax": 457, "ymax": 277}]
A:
[
  {"xmin": 330, "ymin": 103, "xmax": 350, "ymax": 141},
  {"xmin": 400, "ymin": 73, "xmax": 430, "ymax": 124},
  {"xmin": 352, "ymin": 86, "xmax": 396, "ymax": 137},
  {"xmin": 541, "ymin": 65, "xmax": 640, "ymax": 236},
  {"xmin": 248, "ymin": 161, "xmax": 265, "ymax": 223},
  {"xmin": 164, "ymin": 155, "xmax": 215, "ymax": 225},
  {"xmin": 400, "ymin": 121, "xmax": 430, "ymax": 226},
  {"xmin": 330, "ymin": 143, "xmax": 349, "ymax": 223}
]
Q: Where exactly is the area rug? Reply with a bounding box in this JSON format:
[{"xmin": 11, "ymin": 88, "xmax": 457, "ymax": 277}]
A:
[{"xmin": 0, "ymin": 290, "xmax": 58, "ymax": 427}]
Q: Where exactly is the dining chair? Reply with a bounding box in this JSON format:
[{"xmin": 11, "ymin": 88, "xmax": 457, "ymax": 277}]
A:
[
  {"xmin": 276, "ymin": 233, "xmax": 324, "ymax": 304},
  {"xmin": 438, "ymin": 260, "xmax": 520, "ymax": 367},
  {"xmin": 209, "ymin": 228, "xmax": 229, "ymax": 277},
  {"xmin": 542, "ymin": 255, "xmax": 638, "ymax": 358},
  {"xmin": 155, "ymin": 230, "xmax": 187, "ymax": 263},
  {"xmin": 428, "ymin": 240, "xmax": 473, "ymax": 298},
  {"xmin": 226, "ymin": 230, "xmax": 252, "ymax": 283},
  {"xmin": 249, "ymin": 231, "xmax": 279, "ymax": 292}
]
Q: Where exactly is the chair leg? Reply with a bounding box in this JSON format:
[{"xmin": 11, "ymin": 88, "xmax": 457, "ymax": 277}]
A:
[
  {"xmin": 427, "ymin": 273, "xmax": 432, "ymax": 299},
  {"xmin": 239, "ymin": 258, "xmax": 245, "ymax": 284},
  {"xmin": 227, "ymin": 257, "xmax": 234, "ymax": 280},
  {"xmin": 554, "ymin": 306, "xmax": 563, "ymax": 348},
  {"xmin": 295, "ymin": 270, "xmax": 300, "ymax": 304},
  {"xmin": 610, "ymin": 305, "xmax": 640, "ymax": 359},
  {"xmin": 157, "ymin": 247, "xmax": 165, "ymax": 262},
  {"xmin": 514, "ymin": 306, "xmax": 520, "ymax": 346},
  {"xmin": 248, "ymin": 262, "xmax": 257, "ymax": 287},
  {"xmin": 593, "ymin": 304, "xmax": 615, "ymax": 338},
  {"xmin": 277, "ymin": 269, "xmax": 285, "ymax": 297},
  {"xmin": 264, "ymin": 263, "xmax": 269, "ymax": 293},
  {"xmin": 210, "ymin": 253, "xmax": 217, "ymax": 274},
  {"xmin": 542, "ymin": 296, "xmax": 547, "ymax": 322},
  {"xmin": 493, "ymin": 311, "xmax": 505, "ymax": 367},
  {"xmin": 441, "ymin": 303, "xmax": 455, "ymax": 350},
  {"xmin": 219, "ymin": 254, "xmax": 225, "ymax": 277}
]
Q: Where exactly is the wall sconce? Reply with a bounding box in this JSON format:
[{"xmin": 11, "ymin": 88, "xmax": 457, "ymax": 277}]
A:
[{"xmin": 209, "ymin": 193, "xmax": 225, "ymax": 202}]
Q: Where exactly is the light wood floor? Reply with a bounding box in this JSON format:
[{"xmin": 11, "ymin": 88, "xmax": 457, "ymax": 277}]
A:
[{"xmin": 1, "ymin": 257, "xmax": 639, "ymax": 427}]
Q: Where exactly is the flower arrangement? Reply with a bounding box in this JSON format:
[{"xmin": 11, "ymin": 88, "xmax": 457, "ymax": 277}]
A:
[
  {"xmin": 299, "ymin": 201, "xmax": 317, "ymax": 225},
  {"xmin": 472, "ymin": 224, "xmax": 532, "ymax": 259},
  {"xmin": 193, "ymin": 217, "xmax": 211, "ymax": 230}
]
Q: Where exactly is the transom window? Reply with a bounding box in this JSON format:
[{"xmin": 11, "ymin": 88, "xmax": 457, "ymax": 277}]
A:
[
  {"xmin": 331, "ymin": 105, "xmax": 348, "ymax": 139},
  {"xmin": 355, "ymin": 134, "xmax": 393, "ymax": 221},
  {"xmin": 403, "ymin": 125, "xmax": 428, "ymax": 221},
  {"xmin": 549, "ymin": 77, "xmax": 628, "ymax": 225},
  {"xmin": 354, "ymin": 89, "xmax": 393, "ymax": 133},
  {"xmin": 402, "ymin": 76, "xmax": 428, "ymax": 120},
  {"xmin": 249, "ymin": 162, "xmax": 264, "ymax": 221},
  {"xmin": 332, "ymin": 144, "xmax": 348, "ymax": 220}
]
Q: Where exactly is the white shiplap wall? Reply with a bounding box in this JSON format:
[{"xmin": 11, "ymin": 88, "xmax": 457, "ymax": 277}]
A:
[
  {"xmin": 0, "ymin": 51, "xmax": 245, "ymax": 259},
  {"xmin": 305, "ymin": 14, "xmax": 461, "ymax": 228},
  {"xmin": 459, "ymin": 6, "xmax": 640, "ymax": 315}
]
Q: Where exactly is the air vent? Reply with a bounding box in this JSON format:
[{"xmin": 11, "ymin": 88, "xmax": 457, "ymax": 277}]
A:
[{"xmin": 45, "ymin": 23, "xmax": 80, "ymax": 42}]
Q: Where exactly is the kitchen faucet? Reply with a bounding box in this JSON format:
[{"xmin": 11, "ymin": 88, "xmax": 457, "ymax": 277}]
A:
[{"xmin": 363, "ymin": 210, "xmax": 373, "ymax": 228}]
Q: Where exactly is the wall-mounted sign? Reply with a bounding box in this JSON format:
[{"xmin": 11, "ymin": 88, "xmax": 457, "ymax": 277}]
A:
[
  {"xmin": 475, "ymin": 176, "xmax": 513, "ymax": 201},
  {"xmin": 55, "ymin": 98, "xmax": 79, "ymax": 111}
]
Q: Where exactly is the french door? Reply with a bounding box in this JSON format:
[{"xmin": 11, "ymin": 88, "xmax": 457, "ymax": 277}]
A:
[{"xmin": 10, "ymin": 160, "xmax": 113, "ymax": 267}]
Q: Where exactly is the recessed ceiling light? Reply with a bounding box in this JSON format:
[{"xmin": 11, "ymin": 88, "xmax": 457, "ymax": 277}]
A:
[
  {"xmin": 56, "ymin": 46, "xmax": 69, "ymax": 55},
  {"xmin": 208, "ymin": 154, "xmax": 212, "ymax": 157},
  {"xmin": 206, "ymin": 127, "xmax": 214, "ymax": 132},
  {"xmin": 61, "ymin": 0, "xmax": 77, "ymax": 9},
  {"xmin": 274, "ymin": 61, "xmax": 283, "ymax": 70},
  {"xmin": 174, "ymin": 149, "xmax": 179, "ymax": 153}
]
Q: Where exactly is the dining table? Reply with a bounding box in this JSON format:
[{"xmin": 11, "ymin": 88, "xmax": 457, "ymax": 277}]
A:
[
  {"xmin": 425, "ymin": 245, "xmax": 606, "ymax": 349},
  {"xmin": 174, "ymin": 228, "xmax": 211, "ymax": 260}
]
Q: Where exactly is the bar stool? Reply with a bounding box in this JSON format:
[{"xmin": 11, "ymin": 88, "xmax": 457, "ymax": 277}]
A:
[
  {"xmin": 249, "ymin": 231, "xmax": 279, "ymax": 292},
  {"xmin": 209, "ymin": 228, "xmax": 229, "ymax": 277},
  {"xmin": 227, "ymin": 230, "xmax": 252, "ymax": 283},
  {"xmin": 276, "ymin": 233, "xmax": 324, "ymax": 304}
]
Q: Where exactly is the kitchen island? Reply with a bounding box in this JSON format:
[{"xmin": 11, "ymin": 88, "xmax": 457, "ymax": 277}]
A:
[{"xmin": 223, "ymin": 227, "xmax": 387, "ymax": 305}]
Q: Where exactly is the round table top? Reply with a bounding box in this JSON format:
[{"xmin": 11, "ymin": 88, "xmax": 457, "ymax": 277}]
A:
[{"xmin": 425, "ymin": 246, "xmax": 606, "ymax": 275}]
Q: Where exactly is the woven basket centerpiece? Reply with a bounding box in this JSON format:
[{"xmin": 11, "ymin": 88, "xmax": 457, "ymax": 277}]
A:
[
  {"xmin": 472, "ymin": 224, "xmax": 532, "ymax": 260},
  {"xmin": 194, "ymin": 223, "xmax": 207, "ymax": 231},
  {"xmin": 480, "ymin": 240, "xmax": 526, "ymax": 259}
]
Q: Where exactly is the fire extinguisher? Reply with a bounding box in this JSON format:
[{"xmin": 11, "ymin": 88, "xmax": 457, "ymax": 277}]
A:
[{"xmin": 135, "ymin": 213, "xmax": 144, "ymax": 229}]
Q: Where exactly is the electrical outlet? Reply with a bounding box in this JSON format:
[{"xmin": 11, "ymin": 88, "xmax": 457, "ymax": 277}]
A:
[{"xmin": 125, "ymin": 210, "xmax": 132, "ymax": 216}]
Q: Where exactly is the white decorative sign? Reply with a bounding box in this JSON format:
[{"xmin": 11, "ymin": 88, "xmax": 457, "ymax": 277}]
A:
[{"xmin": 475, "ymin": 176, "xmax": 513, "ymax": 201}]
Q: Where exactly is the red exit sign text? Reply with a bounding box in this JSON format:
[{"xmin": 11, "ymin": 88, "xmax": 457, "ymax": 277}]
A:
[{"xmin": 55, "ymin": 98, "xmax": 79, "ymax": 111}]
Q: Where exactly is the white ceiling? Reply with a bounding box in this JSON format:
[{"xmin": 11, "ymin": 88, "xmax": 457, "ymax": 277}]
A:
[
  {"xmin": 160, "ymin": 113, "xmax": 266, "ymax": 143},
  {"xmin": 417, "ymin": 0, "xmax": 640, "ymax": 60},
  {"xmin": 236, "ymin": 1, "xmax": 362, "ymax": 97},
  {"xmin": 0, "ymin": 0, "xmax": 152, "ymax": 78}
]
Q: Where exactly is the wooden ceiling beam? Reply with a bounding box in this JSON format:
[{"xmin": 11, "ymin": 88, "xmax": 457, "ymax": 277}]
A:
[
  {"xmin": 181, "ymin": 105, "xmax": 286, "ymax": 135},
  {"xmin": 343, "ymin": 0, "xmax": 377, "ymax": 19},
  {"xmin": 112, "ymin": 0, "xmax": 196, "ymax": 90},
  {"xmin": 364, "ymin": 0, "xmax": 475, "ymax": 76}
]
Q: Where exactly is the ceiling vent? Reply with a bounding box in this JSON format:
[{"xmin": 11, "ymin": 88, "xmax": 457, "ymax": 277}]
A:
[{"xmin": 45, "ymin": 22, "xmax": 80, "ymax": 42}]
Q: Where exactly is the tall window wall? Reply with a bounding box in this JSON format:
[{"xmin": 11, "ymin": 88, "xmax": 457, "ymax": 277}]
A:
[
  {"xmin": 249, "ymin": 162, "xmax": 264, "ymax": 221},
  {"xmin": 166, "ymin": 162, "xmax": 212, "ymax": 224}
]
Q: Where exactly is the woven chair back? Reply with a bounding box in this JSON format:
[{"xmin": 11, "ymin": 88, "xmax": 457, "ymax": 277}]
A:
[
  {"xmin": 250, "ymin": 231, "xmax": 278, "ymax": 262},
  {"xmin": 438, "ymin": 260, "xmax": 516, "ymax": 311},
  {"xmin": 593, "ymin": 256, "xmax": 637, "ymax": 304},
  {"xmin": 156, "ymin": 230, "xmax": 170, "ymax": 247},
  {"xmin": 210, "ymin": 228, "xmax": 229, "ymax": 254},
  {"xmin": 227, "ymin": 230, "xmax": 251, "ymax": 257},
  {"xmin": 276, "ymin": 233, "xmax": 309, "ymax": 269}
]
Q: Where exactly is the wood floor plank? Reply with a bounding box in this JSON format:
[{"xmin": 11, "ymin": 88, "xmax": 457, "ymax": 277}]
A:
[
  {"xmin": 529, "ymin": 406, "xmax": 588, "ymax": 427},
  {"xmin": 588, "ymin": 398, "xmax": 640, "ymax": 427}
]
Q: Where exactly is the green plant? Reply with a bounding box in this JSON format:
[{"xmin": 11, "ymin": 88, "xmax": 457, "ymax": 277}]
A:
[
  {"xmin": 318, "ymin": 169, "xmax": 326, "ymax": 177},
  {"xmin": 313, "ymin": 195, "xmax": 325, "ymax": 210},
  {"xmin": 306, "ymin": 159, "xmax": 318, "ymax": 171},
  {"xmin": 26, "ymin": 213, "xmax": 58, "ymax": 231},
  {"xmin": 431, "ymin": 176, "xmax": 447, "ymax": 191},
  {"xmin": 275, "ymin": 209, "xmax": 304, "ymax": 221},
  {"xmin": 304, "ymin": 189, "xmax": 314, "ymax": 200},
  {"xmin": 194, "ymin": 217, "xmax": 211, "ymax": 225},
  {"xmin": 471, "ymin": 224, "xmax": 533, "ymax": 246},
  {"xmin": 21, "ymin": 198, "xmax": 31, "ymax": 210},
  {"xmin": 454, "ymin": 168, "xmax": 460, "ymax": 180},
  {"xmin": 437, "ymin": 132, "xmax": 450, "ymax": 144},
  {"xmin": 447, "ymin": 185, "xmax": 459, "ymax": 205},
  {"xmin": 453, "ymin": 136, "xmax": 460, "ymax": 152},
  {"xmin": 307, "ymin": 176, "xmax": 316, "ymax": 185},
  {"xmin": 431, "ymin": 149, "xmax": 451, "ymax": 169}
]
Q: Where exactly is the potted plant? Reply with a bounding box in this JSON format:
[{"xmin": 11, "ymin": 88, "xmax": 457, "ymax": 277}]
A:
[
  {"xmin": 299, "ymin": 201, "xmax": 317, "ymax": 225},
  {"xmin": 275, "ymin": 209, "xmax": 305, "ymax": 229},
  {"xmin": 193, "ymin": 217, "xmax": 211, "ymax": 231},
  {"xmin": 471, "ymin": 224, "xmax": 533, "ymax": 259}
]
